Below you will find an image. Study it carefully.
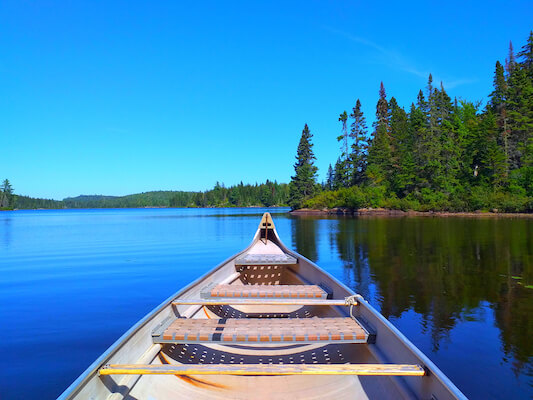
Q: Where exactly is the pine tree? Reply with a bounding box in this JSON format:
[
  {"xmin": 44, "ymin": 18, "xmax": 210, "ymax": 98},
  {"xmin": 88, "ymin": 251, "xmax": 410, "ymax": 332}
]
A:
[
  {"xmin": 349, "ymin": 99, "xmax": 368, "ymax": 185},
  {"xmin": 336, "ymin": 111, "xmax": 350, "ymax": 187},
  {"xmin": 426, "ymin": 74, "xmax": 438, "ymax": 145},
  {"xmin": 436, "ymin": 82, "xmax": 460, "ymax": 192},
  {"xmin": 507, "ymin": 65, "xmax": 533, "ymax": 169},
  {"xmin": 410, "ymin": 93, "xmax": 430, "ymax": 189},
  {"xmin": 388, "ymin": 98, "xmax": 413, "ymax": 194},
  {"xmin": 490, "ymin": 61, "xmax": 510, "ymax": 176},
  {"xmin": 288, "ymin": 124, "xmax": 319, "ymax": 209},
  {"xmin": 332, "ymin": 158, "xmax": 344, "ymax": 190},
  {"xmin": 478, "ymin": 109, "xmax": 508, "ymax": 186},
  {"xmin": 326, "ymin": 164, "xmax": 334, "ymax": 190},
  {"xmin": 505, "ymin": 41, "xmax": 516, "ymax": 76},
  {"xmin": 517, "ymin": 31, "xmax": 533, "ymax": 78},
  {"xmin": 366, "ymin": 82, "xmax": 391, "ymax": 185},
  {"xmin": 1, "ymin": 179, "xmax": 14, "ymax": 208},
  {"xmin": 490, "ymin": 61, "xmax": 507, "ymax": 108},
  {"xmin": 337, "ymin": 111, "xmax": 349, "ymax": 159},
  {"xmin": 414, "ymin": 75, "xmax": 444, "ymax": 190}
]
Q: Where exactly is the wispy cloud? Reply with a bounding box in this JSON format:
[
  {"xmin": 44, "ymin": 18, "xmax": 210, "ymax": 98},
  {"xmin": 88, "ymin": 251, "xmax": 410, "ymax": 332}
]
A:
[{"xmin": 324, "ymin": 27, "xmax": 476, "ymax": 90}]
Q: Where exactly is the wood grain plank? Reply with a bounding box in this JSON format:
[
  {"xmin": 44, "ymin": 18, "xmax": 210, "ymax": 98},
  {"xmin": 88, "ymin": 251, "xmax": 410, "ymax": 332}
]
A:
[{"xmin": 100, "ymin": 363, "xmax": 426, "ymax": 376}]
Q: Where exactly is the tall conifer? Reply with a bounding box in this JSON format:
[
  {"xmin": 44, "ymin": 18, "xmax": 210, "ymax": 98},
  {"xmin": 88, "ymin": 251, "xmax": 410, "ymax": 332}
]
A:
[
  {"xmin": 336, "ymin": 111, "xmax": 350, "ymax": 187},
  {"xmin": 389, "ymin": 98, "xmax": 413, "ymax": 194},
  {"xmin": 367, "ymin": 82, "xmax": 391, "ymax": 184},
  {"xmin": 349, "ymin": 99, "xmax": 368, "ymax": 185},
  {"xmin": 288, "ymin": 124, "xmax": 319, "ymax": 209},
  {"xmin": 517, "ymin": 31, "xmax": 533, "ymax": 77},
  {"xmin": 326, "ymin": 164, "xmax": 334, "ymax": 190},
  {"xmin": 505, "ymin": 41, "xmax": 516, "ymax": 76},
  {"xmin": 490, "ymin": 61, "xmax": 510, "ymax": 175}
]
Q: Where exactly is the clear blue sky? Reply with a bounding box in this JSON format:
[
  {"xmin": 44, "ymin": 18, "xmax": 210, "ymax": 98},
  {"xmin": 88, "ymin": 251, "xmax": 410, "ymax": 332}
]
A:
[{"xmin": 1, "ymin": 1, "xmax": 532, "ymax": 200}]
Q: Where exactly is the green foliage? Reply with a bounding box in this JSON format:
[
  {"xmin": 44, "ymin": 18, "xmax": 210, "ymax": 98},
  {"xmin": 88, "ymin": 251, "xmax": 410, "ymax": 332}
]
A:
[
  {"xmin": 288, "ymin": 124, "xmax": 319, "ymax": 209},
  {"xmin": 304, "ymin": 32, "xmax": 533, "ymax": 213},
  {"xmin": 304, "ymin": 185, "xmax": 387, "ymax": 210},
  {"xmin": 305, "ymin": 185, "xmax": 532, "ymax": 213}
]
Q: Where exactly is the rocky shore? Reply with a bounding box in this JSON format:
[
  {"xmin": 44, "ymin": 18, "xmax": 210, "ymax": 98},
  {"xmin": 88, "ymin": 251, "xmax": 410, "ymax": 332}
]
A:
[{"xmin": 290, "ymin": 208, "xmax": 533, "ymax": 218}]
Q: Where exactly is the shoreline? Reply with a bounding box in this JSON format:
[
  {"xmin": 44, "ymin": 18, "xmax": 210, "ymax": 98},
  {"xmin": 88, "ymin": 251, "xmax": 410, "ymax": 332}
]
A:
[
  {"xmin": 1, "ymin": 205, "xmax": 291, "ymax": 212},
  {"xmin": 291, "ymin": 207, "xmax": 533, "ymax": 218}
]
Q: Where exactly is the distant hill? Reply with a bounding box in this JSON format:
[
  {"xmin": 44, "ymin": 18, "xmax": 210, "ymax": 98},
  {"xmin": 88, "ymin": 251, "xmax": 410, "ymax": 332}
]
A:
[{"xmin": 63, "ymin": 191, "xmax": 193, "ymax": 208}]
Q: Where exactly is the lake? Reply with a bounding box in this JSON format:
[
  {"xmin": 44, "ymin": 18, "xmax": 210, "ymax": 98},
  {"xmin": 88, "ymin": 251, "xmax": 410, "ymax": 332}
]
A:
[{"xmin": 0, "ymin": 208, "xmax": 531, "ymax": 399}]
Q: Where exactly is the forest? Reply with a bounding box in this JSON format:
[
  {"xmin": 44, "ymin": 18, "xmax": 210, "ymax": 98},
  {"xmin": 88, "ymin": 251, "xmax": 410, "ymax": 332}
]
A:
[
  {"xmin": 289, "ymin": 32, "xmax": 533, "ymax": 212},
  {"xmin": 0, "ymin": 180, "xmax": 289, "ymax": 209}
]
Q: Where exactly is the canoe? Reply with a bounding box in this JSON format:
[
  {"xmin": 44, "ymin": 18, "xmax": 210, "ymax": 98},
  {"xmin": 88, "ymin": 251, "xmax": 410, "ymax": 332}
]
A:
[{"xmin": 58, "ymin": 212, "xmax": 467, "ymax": 400}]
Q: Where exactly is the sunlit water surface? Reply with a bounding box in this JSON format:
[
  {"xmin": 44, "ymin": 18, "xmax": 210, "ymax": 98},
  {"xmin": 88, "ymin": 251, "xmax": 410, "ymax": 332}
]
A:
[{"xmin": 0, "ymin": 208, "xmax": 531, "ymax": 399}]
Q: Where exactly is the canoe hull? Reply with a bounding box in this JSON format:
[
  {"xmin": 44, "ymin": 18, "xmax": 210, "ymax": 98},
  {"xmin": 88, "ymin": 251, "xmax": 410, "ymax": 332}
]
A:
[{"xmin": 58, "ymin": 214, "xmax": 467, "ymax": 400}]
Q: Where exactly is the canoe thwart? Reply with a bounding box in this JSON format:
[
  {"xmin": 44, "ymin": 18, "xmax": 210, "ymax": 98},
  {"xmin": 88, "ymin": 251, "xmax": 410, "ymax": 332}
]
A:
[
  {"xmin": 234, "ymin": 253, "xmax": 297, "ymax": 266},
  {"xmin": 99, "ymin": 363, "xmax": 425, "ymax": 376},
  {"xmin": 172, "ymin": 297, "xmax": 357, "ymax": 306},
  {"xmin": 201, "ymin": 283, "xmax": 329, "ymax": 299},
  {"xmin": 152, "ymin": 317, "xmax": 370, "ymax": 344}
]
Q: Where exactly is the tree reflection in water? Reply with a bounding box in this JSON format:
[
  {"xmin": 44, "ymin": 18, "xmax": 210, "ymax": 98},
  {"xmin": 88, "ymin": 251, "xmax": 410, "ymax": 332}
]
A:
[{"xmin": 290, "ymin": 215, "xmax": 532, "ymax": 392}]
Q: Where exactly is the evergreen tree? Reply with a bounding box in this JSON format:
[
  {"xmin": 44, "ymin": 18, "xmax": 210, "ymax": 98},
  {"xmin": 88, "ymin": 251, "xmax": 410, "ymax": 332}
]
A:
[
  {"xmin": 366, "ymin": 82, "xmax": 391, "ymax": 185},
  {"xmin": 1, "ymin": 179, "xmax": 13, "ymax": 208},
  {"xmin": 326, "ymin": 164, "xmax": 334, "ymax": 190},
  {"xmin": 490, "ymin": 61, "xmax": 510, "ymax": 175},
  {"xmin": 505, "ymin": 41, "xmax": 516, "ymax": 76},
  {"xmin": 490, "ymin": 61, "xmax": 507, "ymax": 108},
  {"xmin": 332, "ymin": 157, "xmax": 344, "ymax": 190},
  {"xmin": 408, "ymin": 101, "xmax": 425, "ymax": 189},
  {"xmin": 288, "ymin": 124, "xmax": 319, "ymax": 209},
  {"xmin": 517, "ymin": 31, "xmax": 533, "ymax": 78},
  {"xmin": 336, "ymin": 111, "xmax": 350, "ymax": 187},
  {"xmin": 506, "ymin": 65, "xmax": 533, "ymax": 169},
  {"xmin": 477, "ymin": 109, "xmax": 508, "ymax": 186},
  {"xmin": 388, "ymin": 98, "xmax": 413, "ymax": 194},
  {"xmin": 415, "ymin": 75, "xmax": 445, "ymax": 190},
  {"xmin": 337, "ymin": 111, "xmax": 349, "ymax": 159},
  {"xmin": 349, "ymin": 99, "xmax": 368, "ymax": 185},
  {"xmin": 436, "ymin": 82, "xmax": 460, "ymax": 192}
]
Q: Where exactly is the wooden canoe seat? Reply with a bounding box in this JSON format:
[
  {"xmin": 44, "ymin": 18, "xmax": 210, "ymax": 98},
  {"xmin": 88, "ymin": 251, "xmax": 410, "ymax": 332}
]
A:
[
  {"xmin": 234, "ymin": 253, "xmax": 297, "ymax": 266},
  {"xmin": 152, "ymin": 317, "xmax": 369, "ymax": 344},
  {"xmin": 100, "ymin": 363, "xmax": 426, "ymax": 376},
  {"xmin": 202, "ymin": 284, "xmax": 329, "ymax": 299}
]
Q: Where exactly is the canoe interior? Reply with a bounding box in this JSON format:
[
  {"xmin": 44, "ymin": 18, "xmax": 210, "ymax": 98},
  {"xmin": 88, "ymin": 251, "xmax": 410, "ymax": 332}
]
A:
[{"xmin": 59, "ymin": 213, "xmax": 466, "ymax": 400}]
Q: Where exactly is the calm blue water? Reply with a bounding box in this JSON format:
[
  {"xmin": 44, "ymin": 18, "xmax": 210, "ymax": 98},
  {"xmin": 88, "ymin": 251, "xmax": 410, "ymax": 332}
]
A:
[{"xmin": 1, "ymin": 208, "xmax": 531, "ymax": 399}]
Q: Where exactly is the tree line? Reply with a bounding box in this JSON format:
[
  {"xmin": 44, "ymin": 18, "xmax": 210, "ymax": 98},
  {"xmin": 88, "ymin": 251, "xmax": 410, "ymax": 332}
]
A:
[
  {"xmin": 1, "ymin": 180, "xmax": 290, "ymax": 209},
  {"xmin": 289, "ymin": 32, "xmax": 533, "ymax": 212}
]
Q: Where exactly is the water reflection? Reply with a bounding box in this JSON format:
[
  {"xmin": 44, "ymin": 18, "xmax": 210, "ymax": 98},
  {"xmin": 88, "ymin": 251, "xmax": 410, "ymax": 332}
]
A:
[
  {"xmin": 290, "ymin": 216, "xmax": 318, "ymax": 262},
  {"xmin": 1, "ymin": 212, "xmax": 12, "ymax": 247},
  {"xmin": 293, "ymin": 216, "xmax": 533, "ymax": 391}
]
